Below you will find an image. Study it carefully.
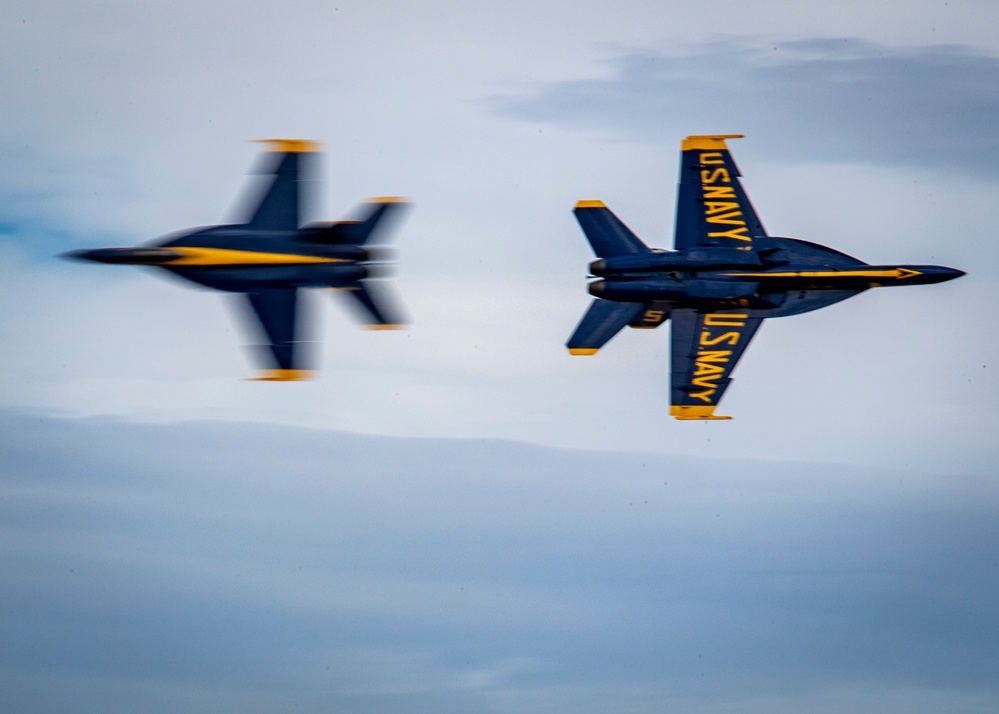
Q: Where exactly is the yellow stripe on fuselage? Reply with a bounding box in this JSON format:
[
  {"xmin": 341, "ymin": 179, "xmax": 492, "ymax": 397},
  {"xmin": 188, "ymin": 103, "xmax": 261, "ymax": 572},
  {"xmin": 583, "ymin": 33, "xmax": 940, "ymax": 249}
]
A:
[
  {"xmin": 723, "ymin": 268, "xmax": 922, "ymax": 280},
  {"xmin": 166, "ymin": 247, "xmax": 346, "ymax": 266}
]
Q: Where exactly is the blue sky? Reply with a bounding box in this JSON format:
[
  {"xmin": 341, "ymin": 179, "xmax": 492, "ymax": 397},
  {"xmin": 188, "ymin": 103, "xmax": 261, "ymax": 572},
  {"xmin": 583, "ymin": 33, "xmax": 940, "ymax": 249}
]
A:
[{"xmin": 1, "ymin": 1, "xmax": 997, "ymax": 711}]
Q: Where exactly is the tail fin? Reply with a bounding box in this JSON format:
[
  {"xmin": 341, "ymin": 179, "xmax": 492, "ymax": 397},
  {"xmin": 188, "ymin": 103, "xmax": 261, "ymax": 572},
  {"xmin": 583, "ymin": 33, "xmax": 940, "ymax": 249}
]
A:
[
  {"xmin": 573, "ymin": 200, "xmax": 651, "ymax": 258},
  {"xmin": 566, "ymin": 299, "xmax": 645, "ymax": 354},
  {"xmin": 303, "ymin": 198, "xmax": 409, "ymax": 246}
]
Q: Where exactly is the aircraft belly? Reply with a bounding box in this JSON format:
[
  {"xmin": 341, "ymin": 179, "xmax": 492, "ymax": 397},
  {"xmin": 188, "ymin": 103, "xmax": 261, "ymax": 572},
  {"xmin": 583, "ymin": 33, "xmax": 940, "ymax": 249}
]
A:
[{"xmin": 165, "ymin": 263, "xmax": 366, "ymax": 291}]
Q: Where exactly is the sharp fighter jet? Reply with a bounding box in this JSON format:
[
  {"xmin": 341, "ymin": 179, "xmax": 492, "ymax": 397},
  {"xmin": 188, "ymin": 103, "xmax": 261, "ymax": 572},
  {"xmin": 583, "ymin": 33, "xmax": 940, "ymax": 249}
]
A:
[
  {"xmin": 66, "ymin": 140, "xmax": 408, "ymax": 380},
  {"xmin": 567, "ymin": 135, "xmax": 964, "ymax": 420}
]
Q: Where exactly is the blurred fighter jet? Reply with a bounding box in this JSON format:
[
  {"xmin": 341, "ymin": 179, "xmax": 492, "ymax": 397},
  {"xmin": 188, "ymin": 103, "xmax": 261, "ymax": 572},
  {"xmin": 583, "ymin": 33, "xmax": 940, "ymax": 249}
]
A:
[
  {"xmin": 567, "ymin": 135, "xmax": 964, "ymax": 419},
  {"xmin": 66, "ymin": 140, "xmax": 408, "ymax": 380}
]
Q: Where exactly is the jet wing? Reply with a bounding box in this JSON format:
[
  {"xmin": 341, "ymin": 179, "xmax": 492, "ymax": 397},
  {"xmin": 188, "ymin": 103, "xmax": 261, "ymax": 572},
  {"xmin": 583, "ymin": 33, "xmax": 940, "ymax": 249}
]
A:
[
  {"xmin": 243, "ymin": 287, "xmax": 313, "ymax": 380},
  {"xmin": 673, "ymin": 135, "xmax": 767, "ymax": 251},
  {"xmin": 242, "ymin": 139, "xmax": 322, "ymax": 231},
  {"xmin": 669, "ymin": 308, "xmax": 763, "ymax": 419}
]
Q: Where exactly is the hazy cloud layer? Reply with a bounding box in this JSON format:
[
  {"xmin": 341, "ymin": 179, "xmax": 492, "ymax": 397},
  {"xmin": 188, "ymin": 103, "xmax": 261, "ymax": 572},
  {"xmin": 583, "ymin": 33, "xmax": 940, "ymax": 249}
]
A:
[
  {"xmin": 2, "ymin": 411, "xmax": 996, "ymax": 713},
  {"xmin": 493, "ymin": 39, "xmax": 999, "ymax": 179}
]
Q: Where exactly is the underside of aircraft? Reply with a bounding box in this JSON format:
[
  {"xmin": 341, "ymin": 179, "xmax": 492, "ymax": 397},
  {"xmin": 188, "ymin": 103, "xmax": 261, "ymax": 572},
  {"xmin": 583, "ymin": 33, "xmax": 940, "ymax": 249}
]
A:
[
  {"xmin": 567, "ymin": 135, "xmax": 964, "ymax": 419},
  {"xmin": 66, "ymin": 140, "xmax": 408, "ymax": 380}
]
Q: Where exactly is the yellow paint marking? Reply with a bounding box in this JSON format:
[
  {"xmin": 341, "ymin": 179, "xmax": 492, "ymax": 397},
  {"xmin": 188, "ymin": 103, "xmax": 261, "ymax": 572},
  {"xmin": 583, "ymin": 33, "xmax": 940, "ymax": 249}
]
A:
[
  {"xmin": 568, "ymin": 348, "xmax": 599, "ymax": 355},
  {"xmin": 362, "ymin": 324, "xmax": 406, "ymax": 330},
  {"xmin": 704, "ymin": 314, "xmax": 747, "ymax": 326},
  {"xmin": 696, "ymin": 350, "xmax": 732, "ymax": 362},
  {"xmin": 700, "ymin": 330, "xmax": 740, "ymax": 346},
  {"xmin": 670, "ymin": 405, "xmax": 733, "ymax": 420},
  {"xmin": 703, "ymin": 186, "xmax": 736, "ymax": 199},
  {"xmin": 251, "ymin": 369, "xmax": 315, "ymax": 381},
  {"xmin": 706, "ymin": 211, "xmax": 745, "ymax": 226},
  {"xmin": 707, "ymin": 226, "xmax": 751, "ymax": 241},
  {"xmin": 681, "ymin": 134, "xmax": 745, "ymax": 151},
  {"xmin": 254, "ymin": 138, "xmax": 322, "ymax": 153},
  {"xmin": 727, "ymin": 268, "xmax": 924, "ymax": 280},
  {"xmin": 692, "ymin": 373, "xmax": 724, "ymax": 389},
  {"xmin": 704, "ymin": 201, "xmax": 739, "ymax": 214},
  {"xmin": 575, "ymin": 200, "xmax": 606, "ymax": 208},
  {"xmin": 167, "ymin": 247, "xmax": 345, "ymax": 266},
  {"xmin": 694, "ymin": 362, "xmax": 726, "ymax": 377},
  {"xmin": 367, "ymin": 196, "xmax": 409, "ymax": 204},
  {"xmin": 700, "ymin": 168, "xmax": 731, "ymax": 184}
]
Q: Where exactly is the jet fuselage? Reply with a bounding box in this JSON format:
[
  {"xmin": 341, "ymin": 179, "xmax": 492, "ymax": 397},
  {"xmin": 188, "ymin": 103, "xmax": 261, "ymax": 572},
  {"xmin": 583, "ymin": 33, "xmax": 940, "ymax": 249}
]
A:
[{"xmin": 589, "ymin": 255, "xmax": 964, "ymax": 304}]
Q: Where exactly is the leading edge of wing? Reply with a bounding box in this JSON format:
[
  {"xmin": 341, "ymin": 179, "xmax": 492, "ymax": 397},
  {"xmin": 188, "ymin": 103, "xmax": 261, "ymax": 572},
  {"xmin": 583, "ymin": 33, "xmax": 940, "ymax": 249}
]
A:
[{"xmin": 573, "ymin": 201, "xmax": 651, "ymax": 257}]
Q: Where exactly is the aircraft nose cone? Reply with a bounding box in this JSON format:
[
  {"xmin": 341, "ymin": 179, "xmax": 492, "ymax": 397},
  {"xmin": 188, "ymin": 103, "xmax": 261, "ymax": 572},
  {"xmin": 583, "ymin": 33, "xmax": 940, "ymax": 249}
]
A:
[
  {"xmin": 920, "ymin": 265, "xmax": 966, "ymax": 283},
  {"xmin": 60, "ymin": 247, "xmax": 180, "ymax": 264},
  {"xmin": 60, "ymin": 249, "xmax": 103, "ymax": 262}
]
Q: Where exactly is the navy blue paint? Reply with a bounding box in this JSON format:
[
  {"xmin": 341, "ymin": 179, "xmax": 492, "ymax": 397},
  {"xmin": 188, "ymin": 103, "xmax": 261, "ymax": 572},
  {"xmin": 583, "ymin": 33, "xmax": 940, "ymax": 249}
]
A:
[
  {"xmin": 63, "ymin": 146, "xmax": 407, "ymax": 376},
  {"xmin": 567, "ymin": 139, "xmax": 964, "ymax": 412}
]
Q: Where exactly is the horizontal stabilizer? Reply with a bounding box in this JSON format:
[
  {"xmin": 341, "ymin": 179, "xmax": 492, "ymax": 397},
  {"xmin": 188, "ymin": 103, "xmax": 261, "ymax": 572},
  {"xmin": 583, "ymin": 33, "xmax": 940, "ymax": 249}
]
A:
[
  {"xmin": 567, "ymin": 299, "xmax": 646, "ymax": 354},
  {"xmin": 302, "ymin": 198, "xmax": 409, "ymax": 246},
  {"xmin": 336, "ymin": 281, "xmax": 407, "ymax": 329},
  {"xmin": 573, "ymin": 201, "xmax": 651, "ymax": 258}
]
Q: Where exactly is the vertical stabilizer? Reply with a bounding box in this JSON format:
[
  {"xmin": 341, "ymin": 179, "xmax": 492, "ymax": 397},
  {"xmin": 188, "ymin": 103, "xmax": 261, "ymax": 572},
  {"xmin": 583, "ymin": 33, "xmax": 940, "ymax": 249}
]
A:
[{"xmin": 573, "ymin": 201, "xmax": 651, "ymax": 257}]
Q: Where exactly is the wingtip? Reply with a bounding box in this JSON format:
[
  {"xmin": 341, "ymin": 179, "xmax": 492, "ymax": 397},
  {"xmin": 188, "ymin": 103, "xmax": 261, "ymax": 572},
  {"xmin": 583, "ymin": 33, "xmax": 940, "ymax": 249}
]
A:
[
  {"xmin": 574, "ymin": 200, "xmax": 606, "ymax": 209},
  {"xmin": 254, "ymin": 138, "xmax": 323, "ymax": 153},
  {"xmin": 366, "ymin": 196, "xmax": 410, "ymax": 204},
  {"xmin": 362, "ymin": 324, "xmax": 407, "ymax": 331},
  {"xmin": 681, "ymin": 134, "xmax": 745, "ymax": 151},
  {"xmin": 250, "ymin": 369, "xmax": 316, "ymax": 381},
  {"xmin": 670, "ymin": 405, "xmax": 732, "ymax": 420},
  {"xmin": 568, "ymin": 347, "xmax": 599, "ymax": 355}
]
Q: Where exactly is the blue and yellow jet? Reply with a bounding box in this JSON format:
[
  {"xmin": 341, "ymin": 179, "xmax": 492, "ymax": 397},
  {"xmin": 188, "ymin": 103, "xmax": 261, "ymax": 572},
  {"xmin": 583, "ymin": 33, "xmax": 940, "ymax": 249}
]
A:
[
  {"xmin": 66, "ymin": 140, "xmax": 408, "ymax": 380},
  {"xmin": 567, "ymin": 135, "xmax": 964, "ymax": 420}
]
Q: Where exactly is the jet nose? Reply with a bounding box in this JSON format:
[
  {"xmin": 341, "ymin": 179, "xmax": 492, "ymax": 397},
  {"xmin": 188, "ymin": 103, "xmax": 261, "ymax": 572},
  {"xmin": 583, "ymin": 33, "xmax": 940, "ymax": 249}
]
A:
[
  {"xmin": 60, "ymin": 249, "xmax": 103, "ymax": 262},
  {"xmin": 60, "ymin": 247, "xmax": 181, "ymax": 265},
  {"xmin": 916, "ymin": 265, "xmax": 966, "ymax": 283}
]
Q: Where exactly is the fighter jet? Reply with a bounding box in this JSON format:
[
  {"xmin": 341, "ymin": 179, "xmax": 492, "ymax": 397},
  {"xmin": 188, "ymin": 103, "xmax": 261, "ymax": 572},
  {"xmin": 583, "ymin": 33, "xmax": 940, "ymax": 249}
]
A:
[
  {"xmin": 66, "ymin": 139, "xmax": 408, "ymax": 380},
  {"xmin": 567, "ymin": 135, "xmax": 964, "ymax": 420}
]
